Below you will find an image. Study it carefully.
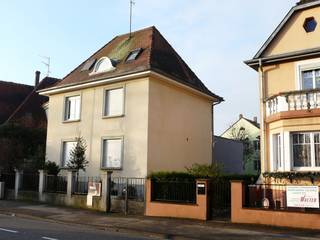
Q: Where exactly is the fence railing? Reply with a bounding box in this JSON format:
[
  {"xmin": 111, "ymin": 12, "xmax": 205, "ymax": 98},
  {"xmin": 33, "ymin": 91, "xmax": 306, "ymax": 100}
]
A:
[
  {"xmin": 21, "ymin": 173, "xmax": 39, "ymax": 191},
  {"xmin": 209, "ymin": 179, "xmax": 231, "ymax": 217},
  {"xmin": 243, "ymin": 183, "xmax": 320, "ymax": 212},
  {"xmin": 111, "ymin": 177, "xmax": 145, "ymax": 201},
  {"xmin": 72, "ymin": 176, "xmax": 101, "ymax": 195},
  {"xmin": 0, "ymin": 173, "xmax": 15, "ymax": 189},
  {"xmin": 45, "ymin": 175, "xmax": 67, "ymax": 194},
  {"xmin": 151, "ymin": 179, "xmax": 196, "ymax": 204}
]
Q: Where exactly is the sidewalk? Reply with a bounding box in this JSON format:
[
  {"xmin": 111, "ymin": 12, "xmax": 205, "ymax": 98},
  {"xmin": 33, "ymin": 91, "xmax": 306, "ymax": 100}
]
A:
[{"xmin": 0, "ymin": 200, "xmax": 320, "ymax": 240}]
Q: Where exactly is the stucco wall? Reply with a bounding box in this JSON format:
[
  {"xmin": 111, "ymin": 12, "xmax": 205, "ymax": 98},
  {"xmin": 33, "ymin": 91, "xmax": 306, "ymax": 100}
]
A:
[
  {"xmin": 264, "ymin": 6, "xmax": 320, "ymax": 57},
  {"xmin": 147, "ymin": 76, "xmax": 213, "ymax": 174},
  {"xmin": 46, "ymin": 78, "xmax": 149, "ymax": 177}
]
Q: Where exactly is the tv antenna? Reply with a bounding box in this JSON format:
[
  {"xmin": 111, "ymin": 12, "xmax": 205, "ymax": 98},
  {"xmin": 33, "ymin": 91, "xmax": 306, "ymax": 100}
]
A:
[
  {"xmin": 39, "ymin": 55, "xmax": 51, "ymax": 77},
  {"xmin": 129, "ymin": 0, "xmax": 135, "ymax": 38}
]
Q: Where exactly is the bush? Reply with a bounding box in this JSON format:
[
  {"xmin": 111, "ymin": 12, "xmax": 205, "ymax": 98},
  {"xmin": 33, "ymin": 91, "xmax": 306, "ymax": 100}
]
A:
[
  {"xmin": 44, "ymin": 161, "xmax": 60, "ymax": 175},
  {"xmin": 186, "ymin": 163, "xmax": 222, "ymax": 178}
]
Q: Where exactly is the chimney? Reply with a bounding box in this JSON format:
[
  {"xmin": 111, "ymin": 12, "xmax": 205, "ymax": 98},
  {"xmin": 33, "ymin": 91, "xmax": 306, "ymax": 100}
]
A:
[
  {"xmin": 35, "ymin": 71, "xmax": 40, "ymax": 87},
  {"xmin": 239, "ymin": 114, "xmax": 243, "ymax": 119},
  {"xmin": 253, "ymin": 116, "xmax": 258, "ymax": 123}
]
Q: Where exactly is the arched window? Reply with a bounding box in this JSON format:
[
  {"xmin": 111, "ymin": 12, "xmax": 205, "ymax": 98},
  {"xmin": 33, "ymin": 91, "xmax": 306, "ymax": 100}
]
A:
[{"xmin": 91, "ymin": 57, "xmax": 115, "ymax": 74}]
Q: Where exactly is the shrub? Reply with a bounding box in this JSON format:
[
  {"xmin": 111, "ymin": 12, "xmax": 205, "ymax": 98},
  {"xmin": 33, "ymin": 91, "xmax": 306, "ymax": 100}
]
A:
[{"xmin": 44, "ymin": 161, "xmax": 60, "ymax": 175}]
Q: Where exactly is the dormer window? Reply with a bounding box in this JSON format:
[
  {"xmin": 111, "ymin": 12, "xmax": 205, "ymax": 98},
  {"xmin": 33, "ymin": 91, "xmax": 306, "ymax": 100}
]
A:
[
  {"xmin": 90, "ymin": 57, "xmax": 116, "ymax": 75},
  {"xmin": 303, "ymin": 17, "xmax": 317, "ymax": 33},
  {"xmin": 126, "ymin": 48, "xmax": 143, "ymax": 62}
]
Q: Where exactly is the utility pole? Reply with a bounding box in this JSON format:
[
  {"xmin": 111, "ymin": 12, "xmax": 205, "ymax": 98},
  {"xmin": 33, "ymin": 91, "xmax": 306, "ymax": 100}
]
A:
[{"xmin": 129, "ymin": 0, "xmax": 135, "ymax": 38}]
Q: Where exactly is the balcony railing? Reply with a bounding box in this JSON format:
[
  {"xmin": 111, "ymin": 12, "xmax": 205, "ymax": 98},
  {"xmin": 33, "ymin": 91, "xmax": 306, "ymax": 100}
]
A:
[{"xmin": 266, "ymin": 89, "xmax": 320, "ymax": 117}]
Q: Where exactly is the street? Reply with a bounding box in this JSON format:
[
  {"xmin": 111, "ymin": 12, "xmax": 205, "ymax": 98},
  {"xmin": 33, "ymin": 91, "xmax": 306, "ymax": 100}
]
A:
[{"xmin": 0, "ymin": 214, "xmax": 152, "ymax": 240}]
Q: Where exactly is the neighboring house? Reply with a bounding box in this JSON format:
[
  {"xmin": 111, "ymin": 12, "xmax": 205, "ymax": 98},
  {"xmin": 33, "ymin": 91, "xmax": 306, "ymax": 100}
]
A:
[
  {"xmin": 221, "ymin": 114, "xmax": 260, "ymax": 174},
  {"xmin": 39, "ymin": 26, "xmax": 223, "ymax": 178},
  {"xmin": 6, "ymin": 72, "xmax": 60, "ymax": 129},
  {"xmin": 0, "ymin": 81, "xmax": 34, "ymax": 125},
  {"xmin": 245, "ymin": 0, "xmax": 320, "ymax": 175},
  {"xmin": 0, "ymin": 71, "xmax": 59, "ymax": 129},
  {"xmin": 213, "ymin": 136, "xmax": 244, "ymax": 174}
]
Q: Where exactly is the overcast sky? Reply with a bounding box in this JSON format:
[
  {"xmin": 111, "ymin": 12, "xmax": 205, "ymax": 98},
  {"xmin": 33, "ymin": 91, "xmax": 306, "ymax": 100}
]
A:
[{"xmin": 0, "ymin": 0, "xmax": 295, "ymax": 134}]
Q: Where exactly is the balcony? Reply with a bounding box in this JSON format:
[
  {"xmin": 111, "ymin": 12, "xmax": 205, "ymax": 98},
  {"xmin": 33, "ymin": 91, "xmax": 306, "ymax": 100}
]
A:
[{"xmin": 266, "ymin": 89, "xmax": 320, "ymax": 121}]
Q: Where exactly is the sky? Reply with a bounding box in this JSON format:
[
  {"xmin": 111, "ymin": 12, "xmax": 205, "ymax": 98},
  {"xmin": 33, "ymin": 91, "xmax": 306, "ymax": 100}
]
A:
[{"xmin": 0, "ymin": 0, "xmax": 295, "ymax": 134}]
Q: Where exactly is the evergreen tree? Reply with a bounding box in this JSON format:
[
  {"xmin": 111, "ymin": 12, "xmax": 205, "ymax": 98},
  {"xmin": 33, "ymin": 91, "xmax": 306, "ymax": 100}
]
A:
[{"xmin": 67, "ymin": 137, "xmax": 88, "ymax": 178}]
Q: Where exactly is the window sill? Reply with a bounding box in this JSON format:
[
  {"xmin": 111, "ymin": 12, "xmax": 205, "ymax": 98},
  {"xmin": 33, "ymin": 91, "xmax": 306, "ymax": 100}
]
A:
[
  {"xmin": 100, "ymin": 167, "xmax": 122, "ymax": 171},
  {"xmin": 102, "ymin": 114, "xmax": 125, "ymax": 119},
  {"xmin": 63, "ymin": 119, "xmax": 81, "ymax": 123}
]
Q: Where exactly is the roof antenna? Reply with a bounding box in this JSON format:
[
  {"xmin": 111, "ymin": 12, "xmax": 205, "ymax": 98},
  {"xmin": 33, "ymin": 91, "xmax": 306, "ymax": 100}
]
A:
[
  {"xmin": 39, "ymin": 55, "xmax": 51, "ymax": 77},
  {"xmin": 129, "ymin": 0, "xmax": 135, "ymax": 38}
]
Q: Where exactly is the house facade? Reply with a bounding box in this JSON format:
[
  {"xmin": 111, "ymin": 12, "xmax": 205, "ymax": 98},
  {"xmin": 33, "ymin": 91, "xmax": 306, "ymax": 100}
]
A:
[
  {"xmin": 221, "ymin": 114, "xmax": 260, "ymax": 174},
  {"xmin": 40, "ymin": 26, "xmax": 222, "ymax": 177},
  {"xmin": 245, "ymin": 0, "xmax": 320, "ymax": 175}
]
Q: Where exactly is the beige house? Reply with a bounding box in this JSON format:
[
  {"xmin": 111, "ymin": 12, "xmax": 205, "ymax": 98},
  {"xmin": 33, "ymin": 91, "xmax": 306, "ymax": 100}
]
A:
[
  {"xmin": 245, "ymin": 0, "xmax": 320, "ymax": 175},
  {"xmin": 39, "ymin": 26, "xmax": 223, "ymax": 177},
  {"xmin": 221, "ymin": 114, "xmax": 260, "ymax": 174}
]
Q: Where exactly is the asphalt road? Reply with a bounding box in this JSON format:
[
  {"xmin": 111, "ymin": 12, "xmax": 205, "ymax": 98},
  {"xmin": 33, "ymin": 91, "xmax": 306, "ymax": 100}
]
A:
[{"xmin": 0, "ymin": 214, "xmax": 153, "ymax": 240}]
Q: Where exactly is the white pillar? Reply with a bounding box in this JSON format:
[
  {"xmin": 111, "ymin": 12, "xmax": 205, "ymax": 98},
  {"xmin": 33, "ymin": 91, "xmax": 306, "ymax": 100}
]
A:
[
  {"xmin": 67, "ymin": 170, "xmax": 75, "ymax": 199},
  {"xmin": 14, "ymin": 169, "xmax": 22, "ymax": 200},
  {"xmin": 38, "ymin": 170, "xmax": 46, "ymax": 201}
]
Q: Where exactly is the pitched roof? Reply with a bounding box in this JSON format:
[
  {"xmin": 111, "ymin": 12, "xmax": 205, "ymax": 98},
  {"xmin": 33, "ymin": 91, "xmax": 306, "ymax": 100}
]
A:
[
  {"xmin": 43, "ymin": 26, "xmax": 222, "ymax": 101},
  {"xmin": 6, "ymin": 77, "xmax": 60, "ymax": 128},
  {"xmin": 246, "ymin": 0, "xmax": 320, "ymax": 66},
  {"xmin": 220, "ymin": 115, "xmax": 260, "ymax": 137},
  {"xmin": 0, "ymin": 81, "xmax": 34, "ymax": 124}
]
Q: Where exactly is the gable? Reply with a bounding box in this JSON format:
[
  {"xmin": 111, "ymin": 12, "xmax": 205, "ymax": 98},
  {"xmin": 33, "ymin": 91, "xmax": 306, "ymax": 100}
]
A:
[
  {"xmin": 263, "ymin": 5, "xmax": 320, "ymax": 57},
  {"xmin": 221, "ymin": 118, "xmax": 260, "ymax": 141}
]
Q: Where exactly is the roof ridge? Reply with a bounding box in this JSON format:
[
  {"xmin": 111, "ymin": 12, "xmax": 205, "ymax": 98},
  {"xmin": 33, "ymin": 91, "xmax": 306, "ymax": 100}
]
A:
[{"xmin": 0, "ymin": 80, "xmax": 33, "ymax": 88}]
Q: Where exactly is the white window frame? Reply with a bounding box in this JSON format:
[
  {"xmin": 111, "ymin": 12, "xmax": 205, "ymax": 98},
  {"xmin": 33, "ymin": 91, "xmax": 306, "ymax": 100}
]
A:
[
  {"xmin": 291, "ymin": 132, "xmax": 320, "ymax": 171},
  {"xmin": 295, "ymin": 58, "xmax": 320, "ymax": 90},
  {"xmin": 273, "ymin": 133, "xmax": 282, "ymax": 171},
  {"xmin": 64, "ymin": 95, "xmax": 81, "ymax": 121},
  {"xmin": 103, "ymin": 87, "xmax": 125, "ymax": 118},
  {"xmin": 100, "ymin": 137, "xmax": 124, "ymax": 170},
  {"xmin": 61, "ymin": 140, "xmax": 77, "ymax": 168}
]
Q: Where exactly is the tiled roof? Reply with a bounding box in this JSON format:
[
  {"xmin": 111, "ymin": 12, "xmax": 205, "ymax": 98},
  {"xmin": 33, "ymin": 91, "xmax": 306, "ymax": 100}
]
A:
[
  {"xmin": 0, "ymin": 81, "xmax": 33, "ymax": 124},
  {"xmin": 48, "ymin": 26, "xmax": 222, "ymax": 101},
  {"xmin": 7, "ymin": 77, "xmax": 60, "ymax": 128}
]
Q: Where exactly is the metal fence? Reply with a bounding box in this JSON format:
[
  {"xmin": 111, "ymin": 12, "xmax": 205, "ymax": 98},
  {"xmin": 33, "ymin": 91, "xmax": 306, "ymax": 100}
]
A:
[
  {"xmin": 45, "ymin": 175, "xmax": 67, "ymax": 194},
  {"xmin": 21, "ymin": 173, "xmax": 39, "ymax": 191},
  {"xmin": 72, "ymin": 176, "xmax": 101, "ymax": 195},
  {"xmin": 111, "ymin": 177, "xmax": 145, "ymax": 201},
  {"xmin": 151, "ymin": 179, "xmax": 196, "ymax": 204},
  {"xmin": 209, "ymin": 179, "xmax": 231, "ymax": 218},
  {"xmin": 0, "ymin": 173, "xmax": 15, "ymax": 189},
  {"xmin": 243, "ymin": 183, "xmax": 320, "ymax": 213}
]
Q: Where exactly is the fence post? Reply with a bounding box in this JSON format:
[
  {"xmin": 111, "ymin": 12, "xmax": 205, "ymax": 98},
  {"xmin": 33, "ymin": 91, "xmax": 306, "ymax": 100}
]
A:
[
  {"xmin": 67, "ymin": 170, "xmax": 75, "ymax": 203},
  {"xmin": 124, "ymin": 178, "xmax": 128, "ymax": 215},
  {"xmin": 38, "ymin": 170, "xmax": 46, "ymax": 201},
  {"xmin": 106, "ymin": 171, "xmax": 112, "ymax": 212},
  {"xmin": 14, "ymin": 169, "xmax": 23, "ymax": 200}
]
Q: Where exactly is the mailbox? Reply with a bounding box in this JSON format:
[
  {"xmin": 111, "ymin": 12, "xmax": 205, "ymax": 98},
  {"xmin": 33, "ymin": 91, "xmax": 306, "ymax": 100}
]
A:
[{"xmin": 197, "ymin": 183, "xmax": 206, "ymax": 195}]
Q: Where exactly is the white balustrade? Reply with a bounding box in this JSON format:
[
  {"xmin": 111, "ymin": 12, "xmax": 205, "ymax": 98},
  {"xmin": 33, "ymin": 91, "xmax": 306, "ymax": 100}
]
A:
[{"xmin": 266, "ymin": 90, "xmax": 320, "ymax": 117}]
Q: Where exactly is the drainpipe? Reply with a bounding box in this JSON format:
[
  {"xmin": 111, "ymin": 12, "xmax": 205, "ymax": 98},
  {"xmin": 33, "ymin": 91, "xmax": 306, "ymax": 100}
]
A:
[
  {"xmin": 212, "ymin": 100, "xmax": 223, "ymax": 165},
  {"xmin": 258, "ymin": 59, "xmax": 267, "ymax": 182}
]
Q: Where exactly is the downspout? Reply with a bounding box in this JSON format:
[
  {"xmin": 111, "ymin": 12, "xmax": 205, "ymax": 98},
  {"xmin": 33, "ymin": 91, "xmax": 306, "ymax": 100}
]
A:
[
  {"xmin": 257, "ymin": 58, "xmax": 267, "ymax": 184},
  {"xmin": 212, "ymin": 100, "xmax": 223, "ymax": 166}
]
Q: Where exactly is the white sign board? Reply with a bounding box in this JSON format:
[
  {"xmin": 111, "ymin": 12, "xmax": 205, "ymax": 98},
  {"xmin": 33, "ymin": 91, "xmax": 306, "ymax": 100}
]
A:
[
  {"xmin": 286, "ymin": 186, "xmax": 319, "ymax": 208},
  {"xmin": 86, "ymin": 182, "xmax": 102, "ymax": 207}
]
